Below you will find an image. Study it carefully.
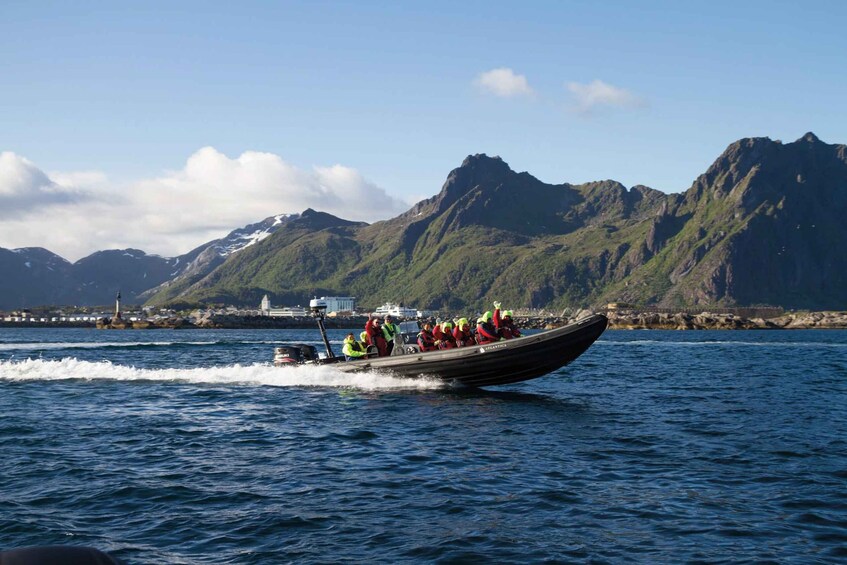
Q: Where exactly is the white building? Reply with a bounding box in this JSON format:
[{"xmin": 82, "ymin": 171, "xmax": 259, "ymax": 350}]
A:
[
  {"xmin": 268, "ymin": 306, "xmax": 309, "ymax": 317},
  {"xmin": 259, "ymin": 295, "xmax": 309, "ymax": 317},
  {"xmin": 318, "ymin": 296, "xmax": 356, "ymax": 314},
  {"xmin": 259, "ymin": 295, "xmax": 355, "ymax": 317}
]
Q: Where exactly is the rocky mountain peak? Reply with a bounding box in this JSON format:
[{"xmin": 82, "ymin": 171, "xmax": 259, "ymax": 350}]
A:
[
  {"xmin": 293, "ymin": 208, "xmax": 366, "ymax": 230},
  {"xmin": 12, "ymin": 247, "xmax": 71, "ymax": 266},
  {"xmin": 798, "ymin": 131, "xmax": 821, "ymax": 144},
  {"xmin": 430, "ymin": 154, "xmax": 518, "ymax": 212}
]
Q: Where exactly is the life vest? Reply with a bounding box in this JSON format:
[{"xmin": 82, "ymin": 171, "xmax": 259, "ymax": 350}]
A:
[{"xmin": 382, "ymin": 322, "xmax": 399, "ymax": 342}]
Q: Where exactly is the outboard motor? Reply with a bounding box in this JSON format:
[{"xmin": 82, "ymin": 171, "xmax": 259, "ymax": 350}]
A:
[
  {"xmin": 293, "ymin": 344, "xmax": 319, "ymax": 361},
  {"xmin": 273, "ymin": 345, "xmax": 303, "ymax": 365}
]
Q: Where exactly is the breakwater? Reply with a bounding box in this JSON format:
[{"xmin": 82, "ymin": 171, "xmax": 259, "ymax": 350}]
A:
[{"xmin": 8, "ymin": 311, "xmax": 846, "ymax": 330}]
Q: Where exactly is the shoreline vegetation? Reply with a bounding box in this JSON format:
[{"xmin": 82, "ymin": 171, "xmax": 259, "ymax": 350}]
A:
[{"xmin": 1, "ymin": 310, "xmax": 846, "ymax": 330}]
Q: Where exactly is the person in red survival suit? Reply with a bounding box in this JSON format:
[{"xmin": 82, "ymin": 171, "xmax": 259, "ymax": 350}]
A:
[
  {"xmin": 452, "ymin": 317, "xmax": 476, "ymax": 347},
  {"xmin": 493, "ymin": 301, "xmax": 522, "ymax": 339},
  {"xmin": 365, "ymin": 314, "xmax": 389, "ymax": 357},
  {"xmin": 417, "ymin": 321, "xmax": 438, "ymax": 351},
  {"xmin": 432, "ymin": 319, "xmax": 446, "ymax": 343},
  {"xmin": 475, "ymin": 311, "xmax": 500, "ymax": 344},
  {"xmin": 436, "ymin": 321, "xmax": 457, "ymax": 349}
]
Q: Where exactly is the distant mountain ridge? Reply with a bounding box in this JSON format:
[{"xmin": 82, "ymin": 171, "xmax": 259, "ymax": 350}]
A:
[
  {"xmin": 2, "ymin": 133, "xmax": 846, "ymax": 311},
  {"xmin": 0, "ymin": 213, "xmax": 297, "ymax": 309}
]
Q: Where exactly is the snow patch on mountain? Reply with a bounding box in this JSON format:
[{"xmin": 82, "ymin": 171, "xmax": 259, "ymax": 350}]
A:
[{"xmin": 213, "ymin": 213, "xmax": 298, "ymax": 256}]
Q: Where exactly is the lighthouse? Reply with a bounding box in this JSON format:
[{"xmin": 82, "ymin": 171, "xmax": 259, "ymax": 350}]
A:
[{"xmin": 115, "ymin": 291, "xmax": 122, "ymax": 320}]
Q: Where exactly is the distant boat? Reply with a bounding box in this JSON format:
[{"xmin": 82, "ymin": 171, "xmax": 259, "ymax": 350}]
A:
[
  {"xmin": 372, "ymin": 302, "xmax": 421, "ymax": 319},
  {"xmin": 273, "ymin": 302, "xmax": 607, "ymax": 388}
]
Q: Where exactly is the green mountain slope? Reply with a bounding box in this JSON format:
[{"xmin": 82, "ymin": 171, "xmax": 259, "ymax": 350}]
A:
[{"xmin": 150, "ymin": 133, "xmax": 847, "ymax": 311}]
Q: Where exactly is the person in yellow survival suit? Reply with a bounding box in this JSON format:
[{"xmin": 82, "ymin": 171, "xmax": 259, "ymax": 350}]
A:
[{"xmin": 342, "ymin": 332, "xmax": 367, "ymax": 361}]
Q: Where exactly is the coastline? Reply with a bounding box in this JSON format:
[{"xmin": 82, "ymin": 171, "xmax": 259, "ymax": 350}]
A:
[{"xmin": 3, "ymin": 311, "xmax": 846, "ymax": 330}]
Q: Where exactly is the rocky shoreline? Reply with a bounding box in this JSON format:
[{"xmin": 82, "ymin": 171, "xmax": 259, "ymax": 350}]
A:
[
  {"xmin": 65, "ymin": 310, "xmax": 847, "ymax": 330},
  {"xmin": 596, "ymin": 310, "xmax": 847, "ymax": 330},
  {"xmin": 5, "ymin": 311, "xmax": 846, "ymax": 331}
]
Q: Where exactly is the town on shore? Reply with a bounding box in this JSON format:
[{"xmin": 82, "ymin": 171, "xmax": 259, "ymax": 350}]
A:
[{"xmin": 2, "ymin": 295, "xmax": 846, "ymax": 330}]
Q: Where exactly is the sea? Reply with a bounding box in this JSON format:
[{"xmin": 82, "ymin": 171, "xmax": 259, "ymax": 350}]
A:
[{"xmin": 1, "ymin": 326, "xmax": 846, "ymax": 564}]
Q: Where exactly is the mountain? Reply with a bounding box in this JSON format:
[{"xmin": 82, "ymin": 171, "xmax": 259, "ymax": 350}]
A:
[
  {"xmin": 0, "ymin": 213, "xmax": 297, "ymax": 309},
  {"xmin": 152, "ymin": 132, "xmax": 847, "ymax": 311},
  {"xmin": 602, "ymin": 132, "xmax": 847, "ymax": 309},
  {"xmin": 0, "ymin": 247, "xmax": 73, "ymax": 309},
  {"xmin": 68, "ymin": 249, "xmax": 181, "ymax": 306},
  {"xmin": 139, "ymin": 213, "xmax": 298, "ymax": 305},
  {"xmin": 142, "ymin": 209, "xmax": 368, "ymax": 307},
  {"xmin": 3, "ymin": 132, "xmax": 846, "ymax": 311}
]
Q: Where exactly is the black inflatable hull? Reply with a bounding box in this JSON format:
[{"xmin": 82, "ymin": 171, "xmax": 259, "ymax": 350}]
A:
[{"xmin": 329, "ymin": 314, "xmax": 607, "ymax": 387}]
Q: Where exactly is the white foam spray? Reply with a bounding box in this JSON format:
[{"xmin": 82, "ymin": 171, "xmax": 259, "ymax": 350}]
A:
[{"xmin": 0, "ymin": 358, "xmax": 447, "ymax": 391}]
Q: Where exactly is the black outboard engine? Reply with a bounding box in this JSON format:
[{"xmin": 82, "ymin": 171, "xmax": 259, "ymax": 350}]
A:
[
  {"xmin": 293, "ymin": 343, "xmax": 318, "ymax": 361},
  {"xmin": 273, "ymin": 345, "xmax": 303, "ymax": 365},
  {"xmin": 273, "ymin": 299, "xmax": 337, "ymax": 366}
]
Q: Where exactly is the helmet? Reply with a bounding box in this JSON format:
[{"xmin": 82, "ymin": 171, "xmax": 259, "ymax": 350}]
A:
[
  {"xmin": 360, "ymin": 331, "xmax": 368, "ymax": 342},
  {"xmin": 442, "ymin": 321, "xmax": 453, "ymax": 331},
  {"xmin": 503, "ymin": 310, "xmax": 513, "ymax": 318},
  {"xmin": 483, "ymin": 311, "xmax": 493, "ymax": 322},
  {"xmin": 458, "ymin": 317, "xmax": 469, "ymax": 329}
]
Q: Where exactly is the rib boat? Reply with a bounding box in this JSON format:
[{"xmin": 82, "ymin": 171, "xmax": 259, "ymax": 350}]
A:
[{"xmin": 273, "ymin": 300, "xmax": 608, "ymax": 388}]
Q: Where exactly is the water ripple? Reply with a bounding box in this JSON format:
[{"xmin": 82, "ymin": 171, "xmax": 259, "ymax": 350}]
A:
[{"xmin": 1, "ymin": 328, "xmax": 847, "ymax": 562}]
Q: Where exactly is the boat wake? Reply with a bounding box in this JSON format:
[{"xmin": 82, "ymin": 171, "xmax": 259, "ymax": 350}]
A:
[
  {"xmin": 0, "ymin": 339, "xmax": 309, "ymax": 351},
  {"xmin": 0, "ymin": 358, "xmax": 448, "ymax": 391}
]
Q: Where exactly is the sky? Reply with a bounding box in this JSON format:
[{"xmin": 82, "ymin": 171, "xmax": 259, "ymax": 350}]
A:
[{"xmin": 1, "ymin": 0, "xmax": 845, "ymax": 261}]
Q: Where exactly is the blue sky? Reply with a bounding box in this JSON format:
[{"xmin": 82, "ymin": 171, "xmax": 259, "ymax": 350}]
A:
[{"xmin": 1, "ymin": 0, "xmax": 845, "ymax": 259}]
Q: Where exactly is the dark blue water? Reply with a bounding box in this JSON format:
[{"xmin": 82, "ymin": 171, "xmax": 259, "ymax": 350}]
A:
[{"xmin": 2, "ymin": 327, "xmax": 846, "ymax": 563}]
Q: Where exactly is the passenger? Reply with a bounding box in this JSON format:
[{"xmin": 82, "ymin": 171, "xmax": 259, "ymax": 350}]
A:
[
  {"xmin": 432, "ymin": 319, "xmax": 448, "ymax": 344},
  {"xmin": 342, "ymin": 332, "xmax": 367, "ymax": 361},
  {"xmin": 365, "ymin": 315, "xmax": 388, "ymax": 357},
  {"xmin": 493, "ymin": 301, "xmax": 522, "ymax": 339},
  {"xmin": 476, "ymin": 311, "xmax": 500, "ymax": 344},
  {"xmin": 360, "ymin": 331, "xmax": 376, "ymax": 357},
  {"xmin": 417, "ymin": 322, "xmax": 438, "ymax": 351},
  {"xmin": 452, "ymin": 317, "xmax": 476, "ymax": 347},
  {"xmin": 382, "ymin": 315, "xmax": 400, "ymax": 356},
  {"xmin": 437, "ymin": 321, "xmax": 457, "ymax": 349}
]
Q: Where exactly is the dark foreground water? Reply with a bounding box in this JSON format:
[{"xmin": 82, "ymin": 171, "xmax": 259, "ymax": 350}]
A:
[{"xmin": 1, "ymin": 327, "xmax": 846, "ymax": 563}]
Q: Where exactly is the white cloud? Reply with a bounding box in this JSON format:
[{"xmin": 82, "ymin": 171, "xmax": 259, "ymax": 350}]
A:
[
  {"xmin": 566, "ymin": 80, "xmax": 646, "ymax": 114},
  {"xmin": 0, "ymin": 148, "xmax": 410, "ymax": 261},
  {"xmin": 475, "ymin": 68, "xmax": 534, "ymax": 98},
  {"xmin": 0, "ymin": 152, "xmax": 88, "ymax": 215}
]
